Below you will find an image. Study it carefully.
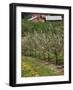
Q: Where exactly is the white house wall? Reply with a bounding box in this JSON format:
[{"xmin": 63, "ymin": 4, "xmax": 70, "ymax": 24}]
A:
[{"xmin": 46, "ymin": 15, "xmax": 62, "ymax": 20}]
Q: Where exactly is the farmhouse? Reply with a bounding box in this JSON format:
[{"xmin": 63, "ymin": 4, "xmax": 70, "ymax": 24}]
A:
[{"xmin": 28, "ymin": 14, "xmax": 63, "ymax": 22}]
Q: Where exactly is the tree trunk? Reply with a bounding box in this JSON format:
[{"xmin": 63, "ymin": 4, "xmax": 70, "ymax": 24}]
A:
[
  {"xmin": 48, "ymin": 52, "xmax": 50, "ymax": 62},
  {"xmin": 43, "ymin": 51, "xmax": 45, "ymax": 60},
  {"xmin": 54, "ymin": 49, "xmax": 58, "ymax": 65}
]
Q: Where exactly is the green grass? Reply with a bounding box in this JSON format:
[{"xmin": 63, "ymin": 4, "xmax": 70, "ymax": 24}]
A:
[
  {"xmin": 21, "ymin": 56, "xmax": 63, "ymax": 77},
  {"xmin": 22, "ymin": 20, "xmax": 64, "ymax": 36}
]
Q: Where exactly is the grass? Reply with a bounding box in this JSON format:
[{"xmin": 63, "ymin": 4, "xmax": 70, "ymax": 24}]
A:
[{"xmin": 21, "ymin": 56, "xmax": 63, "ymax": 77}]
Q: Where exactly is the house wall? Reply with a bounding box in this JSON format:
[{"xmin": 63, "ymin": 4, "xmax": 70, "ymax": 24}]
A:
[{"xmin": 46, "ymin": 16, "xmax": 62, "ymax": 20}]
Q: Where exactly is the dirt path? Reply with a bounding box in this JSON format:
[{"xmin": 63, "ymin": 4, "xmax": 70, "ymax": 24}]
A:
[{"xmin": 41, "ymin": 60, "xmax": 64, "ymax": 75}]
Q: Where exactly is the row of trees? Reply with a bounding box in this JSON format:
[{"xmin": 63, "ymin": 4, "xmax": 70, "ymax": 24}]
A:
[{"xmin": 22, "ymin": 20, "xmax": 64, "ymax": 65}]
